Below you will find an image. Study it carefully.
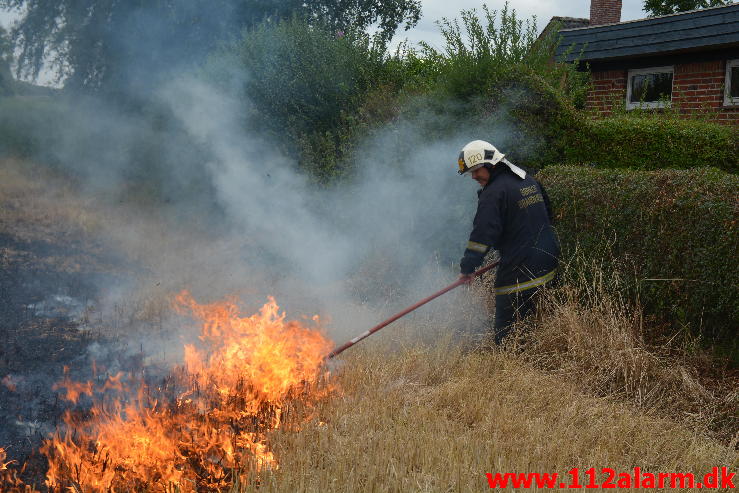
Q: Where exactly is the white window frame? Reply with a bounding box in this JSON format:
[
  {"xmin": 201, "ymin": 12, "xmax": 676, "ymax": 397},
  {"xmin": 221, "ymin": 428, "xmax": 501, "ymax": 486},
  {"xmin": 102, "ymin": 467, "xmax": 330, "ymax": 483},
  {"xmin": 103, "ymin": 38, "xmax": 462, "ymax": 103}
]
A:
[
  {"xmin": 626, "ymin": 66, "xmax": 674, "ymax": 110},
  {"xmin": 724, "ymin": 59, "xmax": 739, "ymax": 107}
]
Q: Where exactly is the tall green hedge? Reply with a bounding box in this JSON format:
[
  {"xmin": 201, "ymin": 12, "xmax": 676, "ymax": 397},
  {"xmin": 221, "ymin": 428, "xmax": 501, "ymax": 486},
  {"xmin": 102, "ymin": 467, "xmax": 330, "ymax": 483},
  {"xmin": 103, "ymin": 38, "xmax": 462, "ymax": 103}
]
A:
[
  {"xmin": 539, "ymin": 166, "xmax": 738, "ymax": 344},
  {"xmin": 563, "ymin": 116, "xmax": 738, "ymax": 173}
]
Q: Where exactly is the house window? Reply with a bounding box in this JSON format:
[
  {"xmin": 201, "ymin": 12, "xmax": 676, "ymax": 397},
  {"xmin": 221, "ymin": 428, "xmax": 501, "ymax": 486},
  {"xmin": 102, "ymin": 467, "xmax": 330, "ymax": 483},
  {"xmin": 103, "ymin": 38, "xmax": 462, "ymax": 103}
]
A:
[
  {"xmin": 725, "ymin": 59, "xmax": 739, "ymax": 106},
  {"xmin": 626, "ymin": 66, "xmax": 674, "ymax": 109}
]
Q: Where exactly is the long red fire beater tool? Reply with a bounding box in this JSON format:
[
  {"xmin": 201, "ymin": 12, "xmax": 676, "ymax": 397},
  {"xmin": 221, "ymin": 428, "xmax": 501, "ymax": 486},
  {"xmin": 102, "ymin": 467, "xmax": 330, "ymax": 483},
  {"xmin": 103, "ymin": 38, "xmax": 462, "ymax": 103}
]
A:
[{"xmin": 327, "ymin": 262, "xmax": 499, "ymax": 359}]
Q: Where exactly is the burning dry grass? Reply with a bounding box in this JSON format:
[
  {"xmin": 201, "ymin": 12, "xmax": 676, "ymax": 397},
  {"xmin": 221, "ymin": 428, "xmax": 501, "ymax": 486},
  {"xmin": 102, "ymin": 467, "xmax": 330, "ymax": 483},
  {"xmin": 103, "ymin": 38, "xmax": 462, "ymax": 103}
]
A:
[
  {"xmin": 38, "ymin": 292, "xmax": 335, "ymax": 491},
  {"xmin": 2, "ymin": 280, "xmax": 737, "ymax": 491},
  {"xmin": 1, "ymin": 292, "xmax": 336, "ymax": 492}
]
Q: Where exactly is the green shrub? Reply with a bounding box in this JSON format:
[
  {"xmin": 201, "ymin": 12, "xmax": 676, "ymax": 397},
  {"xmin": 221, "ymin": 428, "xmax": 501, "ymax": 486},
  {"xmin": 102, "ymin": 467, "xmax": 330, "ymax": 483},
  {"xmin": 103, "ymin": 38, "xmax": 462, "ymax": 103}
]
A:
[
  {"xmin": 539, "ymin": 166, "xmax": 738, "ymax": 346},
  {"xmin": 483, "ymin": 66, "xmax": 582, "ymax": 169},
  {"xmin": 209, "ymin": 5, "xmax": 591, "ymax": 180},
  {"xmin": 564, "ymin": 116, "xmax": 738, "ymax": 173},
  {"xmin": 222, "ymin": 17, "xmax": 394, "ymax": 179},
  {"xmin": 339, "ymin": 4, "xmax": 589, "ymax": 172},
  {"xmin": 416, "ymin": 3, "xmax": 589, "ymax": 105},
  {"xmin": 348, "ymin": 64, "xmax": 582, "ymax": 172},
  {"xmin": 237, "ymin": 18, "xmax": 386, "ymax": 135},
  {"xmin": 417, "ymin": 2, "xmax": 539, "ymax": 101}
]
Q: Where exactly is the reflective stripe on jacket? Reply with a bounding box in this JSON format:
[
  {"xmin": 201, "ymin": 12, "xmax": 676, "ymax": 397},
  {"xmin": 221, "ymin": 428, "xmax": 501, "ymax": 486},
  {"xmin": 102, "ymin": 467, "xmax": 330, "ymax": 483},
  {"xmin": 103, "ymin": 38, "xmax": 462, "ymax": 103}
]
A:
[{"xmin": 460, "ymin": 165, "xmax": 560, "ymax": 292}]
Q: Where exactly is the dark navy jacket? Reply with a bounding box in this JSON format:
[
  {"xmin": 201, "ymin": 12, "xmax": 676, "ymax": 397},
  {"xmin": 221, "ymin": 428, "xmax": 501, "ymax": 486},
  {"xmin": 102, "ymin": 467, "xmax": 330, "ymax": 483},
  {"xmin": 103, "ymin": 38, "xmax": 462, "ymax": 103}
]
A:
[{"xmin": 460, "ymin": 165, "xmax": 560, "ymax": 291}]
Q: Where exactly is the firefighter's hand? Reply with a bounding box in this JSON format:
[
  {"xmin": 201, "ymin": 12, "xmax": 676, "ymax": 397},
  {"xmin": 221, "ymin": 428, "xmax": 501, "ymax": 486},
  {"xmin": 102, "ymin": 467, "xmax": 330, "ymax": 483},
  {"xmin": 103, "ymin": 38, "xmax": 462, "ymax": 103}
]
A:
[{"xmin": 458, "ymin": 273, "xmax": 474, "ymax": 284}]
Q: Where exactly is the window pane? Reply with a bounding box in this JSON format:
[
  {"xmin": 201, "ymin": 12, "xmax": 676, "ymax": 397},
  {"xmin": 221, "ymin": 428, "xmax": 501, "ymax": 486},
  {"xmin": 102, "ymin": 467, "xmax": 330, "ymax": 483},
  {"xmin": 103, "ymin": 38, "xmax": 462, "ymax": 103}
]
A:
[
  {"xmin": 731, "ymin": 66, "xmax": 739, "ymax": 99},
  {"xmin": 630, "ymin": 72, "xmax": 673, "ymax": 103}
]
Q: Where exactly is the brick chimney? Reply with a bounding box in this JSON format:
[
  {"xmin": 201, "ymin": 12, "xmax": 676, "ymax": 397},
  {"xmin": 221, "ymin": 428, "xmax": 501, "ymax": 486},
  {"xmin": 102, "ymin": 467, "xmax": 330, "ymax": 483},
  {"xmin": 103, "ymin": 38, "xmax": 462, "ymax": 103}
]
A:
[{"xmin": 590, "ymin": 0, "xmax": 622, "ymax": 25}]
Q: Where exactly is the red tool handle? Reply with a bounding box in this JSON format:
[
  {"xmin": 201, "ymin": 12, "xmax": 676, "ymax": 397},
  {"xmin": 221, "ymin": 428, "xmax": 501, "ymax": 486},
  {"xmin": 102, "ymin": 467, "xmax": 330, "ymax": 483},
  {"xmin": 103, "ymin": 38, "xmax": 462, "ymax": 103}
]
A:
[{"xmin": 327, "ymin": 262, "xmax": 498, "ymax": 359}]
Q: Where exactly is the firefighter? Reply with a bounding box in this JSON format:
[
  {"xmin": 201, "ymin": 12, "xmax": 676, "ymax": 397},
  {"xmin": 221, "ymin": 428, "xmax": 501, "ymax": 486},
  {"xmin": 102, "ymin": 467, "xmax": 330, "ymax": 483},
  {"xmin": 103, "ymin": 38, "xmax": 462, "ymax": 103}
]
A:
[{"xmin": 457, "ymin": 140, "xmax": 559, "ymax": 343}]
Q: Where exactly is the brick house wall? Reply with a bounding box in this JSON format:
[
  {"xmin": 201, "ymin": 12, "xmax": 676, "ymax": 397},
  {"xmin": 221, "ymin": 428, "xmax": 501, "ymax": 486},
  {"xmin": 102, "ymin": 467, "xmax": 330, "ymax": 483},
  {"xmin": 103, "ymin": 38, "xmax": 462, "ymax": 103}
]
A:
[
  {"xmin": 585, "ymin": 59, "xmax": 739, "ymax": 125},
  {"xmin": 672, "ymin": 61, "xmax": 738, "ymax": 124},
  {"xmin": 586, "ymin": 69, "xmax": 627, "ymax": 115}
]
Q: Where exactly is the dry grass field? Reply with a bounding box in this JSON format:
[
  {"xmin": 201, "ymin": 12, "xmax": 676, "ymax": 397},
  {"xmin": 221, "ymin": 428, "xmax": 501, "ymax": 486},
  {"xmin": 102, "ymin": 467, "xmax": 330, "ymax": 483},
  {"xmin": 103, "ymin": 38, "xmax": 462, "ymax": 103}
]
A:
[
  {"xmin": 244, "ymin": 331, "xmax": 737, "ymax": 492},
  {"xmin": 0, "ymin": 160, "xmax": 102, "ymax": 244},
  {"xmin": 1, "ymin": 158, "xmax": 736, "ymax": 491},
  {"xmin": 246, "ymin": 258, "xmax": 738, "ymax": 492}
]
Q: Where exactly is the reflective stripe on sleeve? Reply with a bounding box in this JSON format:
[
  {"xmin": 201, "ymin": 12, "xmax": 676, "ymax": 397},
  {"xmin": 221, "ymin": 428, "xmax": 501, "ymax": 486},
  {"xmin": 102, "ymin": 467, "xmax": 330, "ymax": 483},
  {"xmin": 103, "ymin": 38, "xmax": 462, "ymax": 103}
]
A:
[
  {"xmin": 495, "ymin": 269, "xmax": 557, "ymax": 295},
  {"xmin": 466, "ymin": 241, "xmax": 489, "ymax": 253}
]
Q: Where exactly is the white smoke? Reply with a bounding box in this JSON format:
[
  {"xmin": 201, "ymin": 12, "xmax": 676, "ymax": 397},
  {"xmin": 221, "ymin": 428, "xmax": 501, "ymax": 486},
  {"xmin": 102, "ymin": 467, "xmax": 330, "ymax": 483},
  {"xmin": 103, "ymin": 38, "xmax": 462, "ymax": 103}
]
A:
[{"xmin": 147, "ymin": 72, "xmax": 502, "ymax": 342}]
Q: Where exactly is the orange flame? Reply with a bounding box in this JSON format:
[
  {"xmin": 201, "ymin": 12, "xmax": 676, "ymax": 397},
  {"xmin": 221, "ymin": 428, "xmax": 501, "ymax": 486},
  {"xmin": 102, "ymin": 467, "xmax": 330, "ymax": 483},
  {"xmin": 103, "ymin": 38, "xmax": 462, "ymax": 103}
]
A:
[
  {"xmin": 0, "ymin": 448, "xmax": 14, "ymax": 471},
  {"xmin": 0, "ymin": 447, "xmax": 33, "ymax": 492},
  {"xmin": 35, "ymin": 291, "xmax": 335, "ymax": 491}
]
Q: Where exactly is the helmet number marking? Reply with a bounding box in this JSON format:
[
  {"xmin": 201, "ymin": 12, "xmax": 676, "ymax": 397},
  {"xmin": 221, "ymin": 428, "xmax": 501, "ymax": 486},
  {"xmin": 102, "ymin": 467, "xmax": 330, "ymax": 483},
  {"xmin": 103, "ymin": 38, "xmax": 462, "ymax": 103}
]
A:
[{"xmin": 467, "ymin": 152, "xmax": 483, "ymax": 165}]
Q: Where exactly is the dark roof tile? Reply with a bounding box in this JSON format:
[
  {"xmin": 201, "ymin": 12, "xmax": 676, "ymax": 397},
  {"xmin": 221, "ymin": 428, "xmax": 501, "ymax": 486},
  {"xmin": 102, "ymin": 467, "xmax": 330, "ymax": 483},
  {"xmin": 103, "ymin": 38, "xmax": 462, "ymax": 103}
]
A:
[{"xmin": 555, "ymin": 3, "xmax": 739, "ymax": 62}]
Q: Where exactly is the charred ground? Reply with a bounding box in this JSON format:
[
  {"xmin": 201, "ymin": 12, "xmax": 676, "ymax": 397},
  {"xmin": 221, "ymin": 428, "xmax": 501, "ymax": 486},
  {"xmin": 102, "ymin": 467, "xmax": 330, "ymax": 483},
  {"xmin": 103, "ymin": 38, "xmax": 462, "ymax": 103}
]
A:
[{"xmin": 0, "ymin": 161, "xmax": 135, "ymax": 480}]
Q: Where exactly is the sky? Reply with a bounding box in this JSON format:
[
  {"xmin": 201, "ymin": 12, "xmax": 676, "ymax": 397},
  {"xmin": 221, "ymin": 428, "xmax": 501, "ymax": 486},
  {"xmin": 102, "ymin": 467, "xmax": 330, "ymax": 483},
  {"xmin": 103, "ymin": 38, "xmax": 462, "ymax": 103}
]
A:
[
  {"xmin": 0, "ymin": 8, "xmax": 16, "ymax": 31},
  {"xmin": 394, "ymin": 0, "xmax": 648, "ymax": 49},
  {"xmin": 0, "ymin": 0, "xmax": 649, "ymax": 84}
]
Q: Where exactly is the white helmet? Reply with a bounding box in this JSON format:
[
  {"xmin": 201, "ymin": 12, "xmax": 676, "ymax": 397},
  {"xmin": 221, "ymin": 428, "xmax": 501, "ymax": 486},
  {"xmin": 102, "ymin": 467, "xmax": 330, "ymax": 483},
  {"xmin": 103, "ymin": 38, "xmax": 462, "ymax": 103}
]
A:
[
  {"xmin": 457, "ymin": 140, "xmax": 505, "ymax": 175},
  {"xmin": 457, "ymin": 140, "xmax": 527, "ymax": 179}
]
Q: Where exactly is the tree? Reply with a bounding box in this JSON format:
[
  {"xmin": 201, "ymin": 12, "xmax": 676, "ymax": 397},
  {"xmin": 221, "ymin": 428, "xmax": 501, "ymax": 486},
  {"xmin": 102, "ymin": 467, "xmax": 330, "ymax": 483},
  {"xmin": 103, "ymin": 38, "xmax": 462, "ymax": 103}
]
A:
[
  {"xmin": 0, "ymin": 25, "xmax": 9, "ymax": 60},
  {"xmin": 0, "ymin": 0, "xmax": 420, "ymax": 92},
  {"xmin": 643, "ymin": 0, "xmax": 731, "ymax": 16},
  {"xmin": 226, "ymin": 17, "xmax": 393, "ymax": 178},
  {"xmin": 0, "ymin": 25, "xmax": 13, "ymax": 96}
]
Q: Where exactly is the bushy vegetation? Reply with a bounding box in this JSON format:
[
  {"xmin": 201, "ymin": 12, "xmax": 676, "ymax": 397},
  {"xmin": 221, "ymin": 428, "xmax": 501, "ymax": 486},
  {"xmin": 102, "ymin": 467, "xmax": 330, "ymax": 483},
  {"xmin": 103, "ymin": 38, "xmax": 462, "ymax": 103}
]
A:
[
  {"xmin": 643, "ymin": 0, "xmax": 730, "ymax": 17},
  {"xmin": 227, "ymin": 18, "xmax": 396, "ymax": 179},
  {"xmin": 0, "ymin": 25, "xmax": 13, "ymax": 96},
  {"xmin": 414, "ymin": 5, "xmax": 588, "ymax": 104},
  {"xmin": 391, "ymin": 7, "xmax": 587, "ymax": 169},
  {"xmin": 242, "ymin": 3, "xmax": 736, "ymax": 180},
  {"xmin": 217, "ymin": 4, "xmax": 589, "ymax": 176},
  {"xmin": 565, "ymin": 115, "xmax": 739, "ymax": 173},
  {"xmin": 539, "ymin": 166, "xmax": 738, "ymax": 349}
]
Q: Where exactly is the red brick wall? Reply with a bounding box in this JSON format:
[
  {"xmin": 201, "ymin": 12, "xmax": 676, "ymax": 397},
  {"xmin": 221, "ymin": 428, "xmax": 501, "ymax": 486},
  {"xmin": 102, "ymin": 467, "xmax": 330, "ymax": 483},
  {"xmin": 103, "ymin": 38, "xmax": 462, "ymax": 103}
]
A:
[
  {"xmin": 672, "ymin": 61, "xmax": 739, "ymax": 124},
  {"xmin": 586, "ymin": 69, "xmax": 627, "ymax": 115},
  {"xmin": 585, "ymin": 60, "xmax": 739, "ymax": 125}
]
